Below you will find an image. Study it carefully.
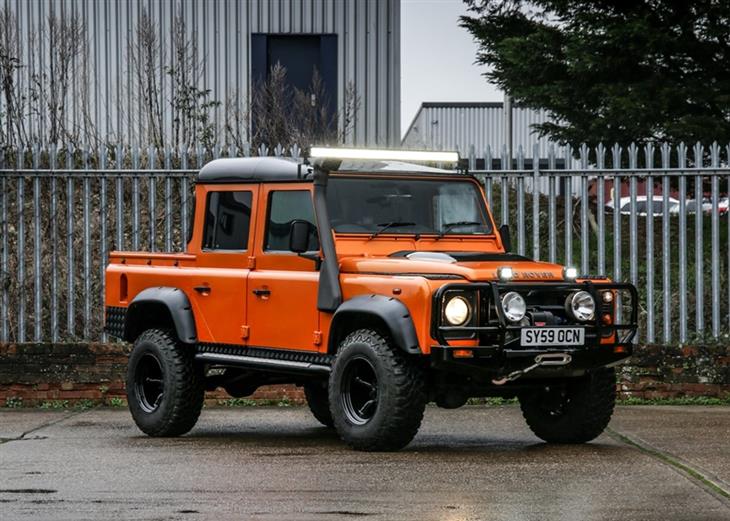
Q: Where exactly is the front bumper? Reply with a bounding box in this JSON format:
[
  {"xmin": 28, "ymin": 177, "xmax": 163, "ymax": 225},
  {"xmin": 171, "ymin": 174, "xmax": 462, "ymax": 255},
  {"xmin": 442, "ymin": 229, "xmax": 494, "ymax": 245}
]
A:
[{"xmin": 430, "ymin": 281, "xmax": 638, "ymax": 378}]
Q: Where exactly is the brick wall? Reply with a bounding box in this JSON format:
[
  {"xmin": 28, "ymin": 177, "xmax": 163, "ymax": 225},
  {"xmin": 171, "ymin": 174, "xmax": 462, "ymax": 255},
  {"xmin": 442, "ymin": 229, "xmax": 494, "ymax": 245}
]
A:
[
  {"xmin": 1, "ymin": 342, "xmax": 728, "ymax": 407},
  {"xmin": 617, "ymin": 343, "xmax": 730, "ymax": 400}
]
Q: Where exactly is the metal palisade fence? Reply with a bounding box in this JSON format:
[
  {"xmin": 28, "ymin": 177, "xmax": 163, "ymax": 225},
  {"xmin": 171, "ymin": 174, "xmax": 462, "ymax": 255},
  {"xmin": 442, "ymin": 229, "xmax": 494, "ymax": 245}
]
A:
[{"xmin": 0, "ymin": 141, "xmax": 728, "ymax": 345}]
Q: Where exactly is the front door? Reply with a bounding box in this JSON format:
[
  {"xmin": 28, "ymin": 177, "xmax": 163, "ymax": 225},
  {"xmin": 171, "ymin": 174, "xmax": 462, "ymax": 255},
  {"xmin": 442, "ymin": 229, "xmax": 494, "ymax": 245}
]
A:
[{"xmin": 246, "ymin": 185, "xmax": 320, "ymax": 351}]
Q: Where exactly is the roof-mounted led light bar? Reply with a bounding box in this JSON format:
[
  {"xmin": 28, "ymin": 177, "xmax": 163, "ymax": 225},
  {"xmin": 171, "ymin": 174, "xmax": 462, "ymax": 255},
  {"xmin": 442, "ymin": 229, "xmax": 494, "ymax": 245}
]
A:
[{"xmin": 309, "ymin": 146, "xmax": 459, "ymax": 163}]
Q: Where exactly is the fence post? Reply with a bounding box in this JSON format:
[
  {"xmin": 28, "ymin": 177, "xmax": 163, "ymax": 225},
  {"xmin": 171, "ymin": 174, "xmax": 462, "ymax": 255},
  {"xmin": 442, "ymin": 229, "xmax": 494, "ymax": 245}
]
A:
[
  {"xmin": 500, "ymin": 144, "xmax": 509, "ymax": 226},
  {"xmin": 164, "ymin": 146, "xmax": 172, "ymax": 252},
  {"xmin": 596, "ymin": 143, "xmax": 606, "ymax": 277},
  {"xmin": 563, "ymin": 144, "xmax": 573, "ymax": 268},
  {"xmin": 611, "ymin": 143, "xmax": 622, "ymax": 325},
  {"xmin": 532, "ymin": 143, "xmax": 540, "ymax": 261},
  {"xmin": 49, "ymin": 144, "xmax": 58, "ymax": 343},
  {"xmin": 66, "ymin": 144, "xmax": 75, "ymax": 338},
  {"xmin": 548, "ymin": 145, "xmax": 556, "ymax": 264},
  {"xmin": 148, "ymin": 146, "xmax": 157, "ymax": 252},
  {"xmin": 17, "ymin": 146, "xmax": 26, "ymax": 343},
  {"xmin": 694, "ymin": 142, "xmax": 704, "ymax": 334},
  {"xmin": 660, "ymin": 143, "xmax": 671, "ymax": 344},
  {"xmin": 727, "ymin": 144, "xmax": 730, "ymax": 334},
  {"xmin": 132, "ymin": 145, "xmax": 140, "ymax": 251},
  {"xmin": 645, "ymin": 142, "xmax": 655, "ymax": 343},
  {"xmin": 181, "ymin": 145, "xmax": 190, "ymax": 249},
  {"xmin": 100, "ymin": 146, "xmax": 109, "ymax": 342},
  {"xmin": 0, "ymin": 148, "xmax": 7, "ymax": 343},
  {"xmin": 32, "ymin": 144, "xmax": 42, "ymax": 342},
  {"xmin": 83, "ymin": 144, "xmax": 91, "ymax": 340},
  {"xmin": 579, "ymin": 143, "xmax": 589, "ymax": 275},
  {"xmin": 710, "ymin": 142, "xmax": 720, "ymax": 338},
  {"xmin": 115, "ymin": 144, "xmax": 124, "ymax": 251},
  {"xmin": 678, "ymin": 143, "xmax": 688, "ymax": 343},
  {"xmin": 484, "ymin": 145, "xmax": 492, "ymax": 209}
]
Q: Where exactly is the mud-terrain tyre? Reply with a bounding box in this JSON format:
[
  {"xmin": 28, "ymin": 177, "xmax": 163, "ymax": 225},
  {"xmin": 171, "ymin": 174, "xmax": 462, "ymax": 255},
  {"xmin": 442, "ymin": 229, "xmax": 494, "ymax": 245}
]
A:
[
  {"xmin": 328, "ymin": 328, "xmax": 427, "ymax": 451},
  {"xmin": 304, "ymin": 382, "xmax": 334, "ymax": 428},
  {"xmin": 126, "ymin": 328, "xmax": 204, "ymax": 437},
  {"xmin": 519, "ymin": 367, "xmax": 616, "ymax": 443}
]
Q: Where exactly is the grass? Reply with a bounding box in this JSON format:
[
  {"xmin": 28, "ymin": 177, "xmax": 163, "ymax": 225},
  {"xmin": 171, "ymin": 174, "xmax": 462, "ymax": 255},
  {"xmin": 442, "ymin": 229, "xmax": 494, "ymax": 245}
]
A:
[
  {"xmin": 466, "ymin": 396, "xmax": 730, "ymax": 407},
  {"xmin": 216, "ymin": 397, "xmax": 295, "ymax": 407},
  {"xmin": 617, "ymin": 395, "xmax": 730, "ymax": 406},
  {"xmin": 4, "ymin": 397, "xmax": 23, "ymax": 408},
  {"xmin": 38, "ymin": 400, "xmax": 70, "ymax": 410},
  {"xmin": 1, "ymin": 395, "xmax": 728, "ymax": 409}
]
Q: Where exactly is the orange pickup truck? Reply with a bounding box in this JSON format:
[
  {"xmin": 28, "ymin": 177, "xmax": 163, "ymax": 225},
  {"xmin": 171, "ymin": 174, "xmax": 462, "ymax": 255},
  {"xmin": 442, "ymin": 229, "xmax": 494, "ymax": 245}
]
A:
[{"xmin": 105, "ymin": 148, "xmax": 637, "ymax": 451}]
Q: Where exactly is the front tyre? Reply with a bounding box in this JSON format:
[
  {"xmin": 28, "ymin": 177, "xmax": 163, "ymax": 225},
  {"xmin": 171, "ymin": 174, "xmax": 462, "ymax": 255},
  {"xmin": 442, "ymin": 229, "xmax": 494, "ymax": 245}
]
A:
[
  {"xmin": 519, "ymin": 367, "xmax": 616, "ymax": 443},
  {"xmin": 329, "ymin": 329, "xmax": 427, "ymax": 451},
  {"xmin": 126, "ymin": 329, "xmax": 204, "ymax": 437}
]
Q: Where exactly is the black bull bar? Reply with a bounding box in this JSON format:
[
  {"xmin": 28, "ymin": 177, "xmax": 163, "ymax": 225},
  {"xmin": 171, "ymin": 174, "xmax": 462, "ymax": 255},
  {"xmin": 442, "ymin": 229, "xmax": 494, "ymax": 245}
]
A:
[{"xmin": 430, "ymin": 281, "xmax": 639, "ymax": 377}]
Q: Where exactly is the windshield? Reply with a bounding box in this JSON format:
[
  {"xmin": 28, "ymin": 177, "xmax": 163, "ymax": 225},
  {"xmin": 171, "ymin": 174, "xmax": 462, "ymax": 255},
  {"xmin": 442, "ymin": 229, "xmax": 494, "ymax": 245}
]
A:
[{"xmin": 326, "ymin": 177, "xmax": 492, "ymax": 236}]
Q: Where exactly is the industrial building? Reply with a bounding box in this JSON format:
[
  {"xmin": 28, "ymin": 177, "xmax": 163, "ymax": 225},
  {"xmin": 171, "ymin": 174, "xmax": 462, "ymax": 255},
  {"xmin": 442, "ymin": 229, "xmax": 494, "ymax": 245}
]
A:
[
  {"xmin": 401, "ymin": 102, "xmax": 557, "ymax": 160},
  {"xmin": 3, "ymin": 0, "xmax": 400, "ymax": 147}
]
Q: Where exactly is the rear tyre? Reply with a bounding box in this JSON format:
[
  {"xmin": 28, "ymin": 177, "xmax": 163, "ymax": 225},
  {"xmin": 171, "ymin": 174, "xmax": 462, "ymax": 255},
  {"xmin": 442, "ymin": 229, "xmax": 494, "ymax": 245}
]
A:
[
  {"xmin": 519, "ymin": 367, "xmax": 616, "ymax": 443},
  {"xmin": 304, "ymin": 382, "xmax": 334, "ymax": 428},
  {"xmin": 126, "ymin": 328, "xmax": 204, "ymax": 437},
  {"xmin": 329, "ymin": 329, "xmax": 427, "ymax": 451}
]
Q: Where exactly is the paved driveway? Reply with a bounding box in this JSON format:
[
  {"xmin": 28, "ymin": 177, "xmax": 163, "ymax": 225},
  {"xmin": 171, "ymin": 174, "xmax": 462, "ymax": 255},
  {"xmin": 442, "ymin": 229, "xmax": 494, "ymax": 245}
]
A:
[{"xmin": 1, "ymin": 405, "xmax": 728, "ymax": 520}]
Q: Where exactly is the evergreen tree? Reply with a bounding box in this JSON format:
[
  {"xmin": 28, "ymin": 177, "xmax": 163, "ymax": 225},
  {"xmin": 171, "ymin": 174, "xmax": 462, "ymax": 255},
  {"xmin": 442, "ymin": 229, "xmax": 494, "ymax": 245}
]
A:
[{"xmin": 461, "ymin": 1, "xmax": 730, "ymax": 147}]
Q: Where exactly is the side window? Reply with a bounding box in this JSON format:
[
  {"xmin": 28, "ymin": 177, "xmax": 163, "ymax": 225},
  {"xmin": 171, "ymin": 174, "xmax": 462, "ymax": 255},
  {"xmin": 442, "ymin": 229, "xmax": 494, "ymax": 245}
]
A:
[
  {"xmin": 203, "ymin": 191, "xmax": 253, "ymax": 250},
  {"xmin": 265, "ymin": 190, "xmax": 317, "ymax": 251}
]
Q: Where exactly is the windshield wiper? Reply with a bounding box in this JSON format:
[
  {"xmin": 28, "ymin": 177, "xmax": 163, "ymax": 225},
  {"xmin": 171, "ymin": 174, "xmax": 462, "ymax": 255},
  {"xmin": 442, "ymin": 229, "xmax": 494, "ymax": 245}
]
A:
[
  {"xmin": 436, "ymin": 221, "xmax": 482, "ymax": 239},
  {"xmin": 369, "ymin": 221, "xmax": 417, "ymax": 240}
]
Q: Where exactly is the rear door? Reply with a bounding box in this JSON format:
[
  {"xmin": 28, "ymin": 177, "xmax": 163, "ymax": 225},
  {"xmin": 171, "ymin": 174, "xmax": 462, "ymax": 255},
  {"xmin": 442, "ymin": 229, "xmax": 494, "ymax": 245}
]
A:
[
  {"xmin": 246, "ymin": 184, "xmax": 321, "ymax": 351},
  {"xmin": 189, "ymin": 185, "xmax": 257, "ymax": 345}
]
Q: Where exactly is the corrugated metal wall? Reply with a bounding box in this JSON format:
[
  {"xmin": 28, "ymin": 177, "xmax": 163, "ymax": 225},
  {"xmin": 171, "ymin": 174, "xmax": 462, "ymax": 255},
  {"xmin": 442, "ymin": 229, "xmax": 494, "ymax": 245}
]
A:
[
  {"xmin": 4, "ymin": 0, "xmax": 400, "ymax": 146},
  {"xmin": 401, "ymin": 102, "xmax": 556, "ymax": 157}
]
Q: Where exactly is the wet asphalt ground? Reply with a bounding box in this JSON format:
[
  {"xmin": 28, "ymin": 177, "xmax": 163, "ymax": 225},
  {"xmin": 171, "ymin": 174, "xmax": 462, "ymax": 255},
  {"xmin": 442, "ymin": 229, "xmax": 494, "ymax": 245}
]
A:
[{"xmin": 0, "ymin": 405, "xmax": 728, "ymax": 521}]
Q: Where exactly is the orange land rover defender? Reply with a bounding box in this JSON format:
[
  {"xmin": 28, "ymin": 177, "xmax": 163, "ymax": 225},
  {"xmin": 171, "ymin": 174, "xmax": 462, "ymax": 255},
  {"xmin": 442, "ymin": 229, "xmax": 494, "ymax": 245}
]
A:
[{"xmin": 104, "ymin": 148, "xmax": 638, "ymax": 451}]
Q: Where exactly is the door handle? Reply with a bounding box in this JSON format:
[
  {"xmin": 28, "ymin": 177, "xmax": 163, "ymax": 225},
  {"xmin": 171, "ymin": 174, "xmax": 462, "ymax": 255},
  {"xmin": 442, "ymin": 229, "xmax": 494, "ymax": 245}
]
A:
[
  {"xmin": 252, "ymin": 288, "xmax": 271, "ymax": 297},
  {"xmin": 193, "ymin": 285, "xmax": 211, "ymax": 295}
]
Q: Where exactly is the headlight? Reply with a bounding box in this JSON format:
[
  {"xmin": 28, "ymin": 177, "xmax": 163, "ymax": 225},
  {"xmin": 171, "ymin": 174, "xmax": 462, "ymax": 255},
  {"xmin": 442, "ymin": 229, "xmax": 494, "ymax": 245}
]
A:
[
  {"xmin": 601, "ymin": 290, "xmax": 614, "ymax": 303},
  {"xmin": 501, "ymin": 291, "xmax": 526, "ymax": 323},
  {"xmin": 566, "ymin": 291, "xmax": 596, "ymax": 321},
  {"xmin": 444, "ymin": 295, "xmax": 471, "ymax": 326}
]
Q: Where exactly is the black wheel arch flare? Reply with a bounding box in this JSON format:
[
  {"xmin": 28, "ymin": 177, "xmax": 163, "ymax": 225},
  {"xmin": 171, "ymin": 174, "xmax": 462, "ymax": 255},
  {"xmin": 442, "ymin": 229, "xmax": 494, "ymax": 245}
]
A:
[
  {"xmin": 124, "ymin": 287, "xmax": 197, "ymax": 344},
  {"xmin": 328, "ymin": 294, "xmax": 421, "ymax": 355}
]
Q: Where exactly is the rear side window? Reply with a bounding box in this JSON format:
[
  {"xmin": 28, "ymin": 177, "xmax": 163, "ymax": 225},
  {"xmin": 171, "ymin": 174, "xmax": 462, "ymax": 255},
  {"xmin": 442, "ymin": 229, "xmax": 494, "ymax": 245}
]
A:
[
  {"xmin": 203, "ymin": 191, "xmax": 253, "ymax": 250},
  {"xmin": 265, "ymin": 190, "xmax": 317, "ymax": 251}
]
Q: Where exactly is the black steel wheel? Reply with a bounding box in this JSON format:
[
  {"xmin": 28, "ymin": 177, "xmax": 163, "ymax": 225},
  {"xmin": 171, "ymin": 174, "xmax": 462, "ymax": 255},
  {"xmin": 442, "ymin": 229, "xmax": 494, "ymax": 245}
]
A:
[
  {"xmin": 134, "ymin": 353, "xmax": 165, "ymax": 413},
  {"xmin": 329, "ymin": 328, "xmax": 427, "ymax": 451},
  {"xmin": 519, "ymin": 367, "xmax": 616, "ymax": 444},
  {"xmin": 126, "ymin": 329, "xmax": 204, "ymax": 437},
  {"xmin": 341, "ymin": 356, "xmax": 379, "ymax": 425}
]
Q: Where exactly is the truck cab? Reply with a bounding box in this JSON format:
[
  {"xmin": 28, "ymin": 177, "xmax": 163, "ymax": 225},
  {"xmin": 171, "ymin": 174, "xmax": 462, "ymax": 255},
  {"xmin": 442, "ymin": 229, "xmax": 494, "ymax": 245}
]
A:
[{"xmin": 105, "ymin": 148, "xmax": 638, "ymax": 451}]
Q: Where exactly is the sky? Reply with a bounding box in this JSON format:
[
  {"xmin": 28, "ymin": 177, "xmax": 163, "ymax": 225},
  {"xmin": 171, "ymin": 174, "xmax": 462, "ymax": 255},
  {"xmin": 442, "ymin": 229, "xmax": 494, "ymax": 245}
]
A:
[{"xmin": 400, "ymin": 0, "xmax": 503, "ymax": 137}]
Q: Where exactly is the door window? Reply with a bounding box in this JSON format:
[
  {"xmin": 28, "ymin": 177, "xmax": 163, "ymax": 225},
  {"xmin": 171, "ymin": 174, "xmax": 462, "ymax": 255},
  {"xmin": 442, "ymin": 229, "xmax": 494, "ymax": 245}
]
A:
[
  {"xmin": 203, "ymin": 191, "xmax": 253, "ymax": 250},
  {"xmin": 265, "ymin": 190, "xmax": 318, "ymax": 251}
]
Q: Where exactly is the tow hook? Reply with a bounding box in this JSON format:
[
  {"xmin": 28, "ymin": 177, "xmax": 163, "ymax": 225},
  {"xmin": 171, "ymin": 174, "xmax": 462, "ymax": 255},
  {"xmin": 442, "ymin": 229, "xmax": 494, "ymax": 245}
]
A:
[{"xmin": 491, "ymin": 353, "xmax": 572, "ymax": 386}]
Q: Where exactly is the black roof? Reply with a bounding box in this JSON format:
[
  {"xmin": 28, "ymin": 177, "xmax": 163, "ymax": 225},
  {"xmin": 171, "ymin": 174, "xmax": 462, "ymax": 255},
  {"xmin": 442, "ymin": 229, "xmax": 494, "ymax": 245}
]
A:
[{"xmin": 197, "ymin": 157, "xmax": 313, "ymax": 183}]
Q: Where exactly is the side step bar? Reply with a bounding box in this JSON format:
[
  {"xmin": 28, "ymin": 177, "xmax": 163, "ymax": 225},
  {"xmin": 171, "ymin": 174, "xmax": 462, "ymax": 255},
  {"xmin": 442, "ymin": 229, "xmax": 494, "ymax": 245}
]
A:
[{"xmin": 195, "ymin": 352, "xmax": 331, "ymax": 376}]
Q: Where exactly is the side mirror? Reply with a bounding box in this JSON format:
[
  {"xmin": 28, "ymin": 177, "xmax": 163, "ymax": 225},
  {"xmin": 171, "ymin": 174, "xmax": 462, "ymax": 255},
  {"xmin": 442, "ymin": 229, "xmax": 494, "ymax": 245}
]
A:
[
  {"xmin": 289, "ymin": 220, "xmax": 315, "ymax": 253},
  {"xmin": 499, "ymin": 224, "xmax": 512, "ymax": 253}
]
